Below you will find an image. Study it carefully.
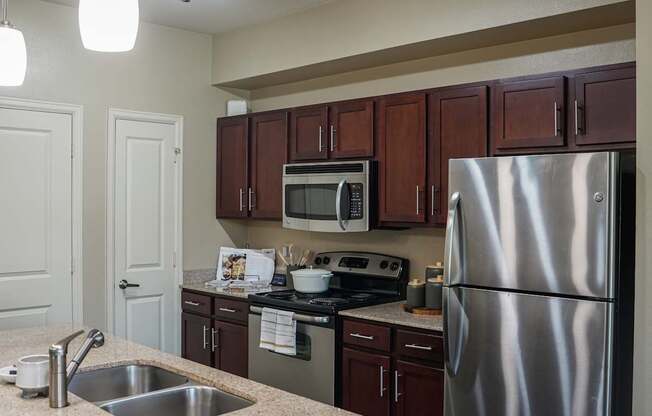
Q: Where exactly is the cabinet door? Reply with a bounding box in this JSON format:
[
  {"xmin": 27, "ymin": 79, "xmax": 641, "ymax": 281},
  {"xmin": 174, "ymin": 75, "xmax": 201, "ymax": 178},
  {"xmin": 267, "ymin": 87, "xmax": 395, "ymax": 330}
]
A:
[
  {"xmin": 329, "ymin": 100, "xmax": 374, "ymax": 159},
  {"xmin": 289, "ymin": 106, "xmax": 328, "ymax": 161},
  {"xmin": 181, "ymin": 312, "xmax": 212, "ymax": 367},
  {"xmin": 250, "ymin": 112, "xmax": 288, "ymax": 219},
  {"xmin": 492, "ymin": 76, "xmax": 565, "ymax": 152},
  {"xmin": 342, "ymin": 347, "xmax": 391, "ymax": 416},
  {"xmin": 395, "ymin": 360, "xmax": 444, "ymax": 416},
  {"xmin": 216, "ymin": 117, "xmax": 248, "ymax": 218},
  {"xmin": 378, "ymin": 93, "xmax": 427, "ymax": 223},
  {"xmin": 428, "ymin": 86, "xmax": 488, "ymax": 225},
  {"xmin": 573, "ymin": 66, "xmax": 635, "ymax": 146},
  {"xmin": 214, "ymin": 320, "xmax": 248, "ymax": 378}
]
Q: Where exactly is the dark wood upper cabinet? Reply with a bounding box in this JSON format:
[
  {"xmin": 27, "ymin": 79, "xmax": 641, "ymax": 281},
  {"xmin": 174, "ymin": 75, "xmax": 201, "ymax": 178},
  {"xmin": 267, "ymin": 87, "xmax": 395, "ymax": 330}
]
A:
[
  {"xmin": 428, "ymin": 86, "xmax": 488, "ymax": 225},
  {"xmin": 342, "ymin": 347, "xmax": 391, "ymax": 416},
  {"xmin": 213, "ymin": 320, "xmax": 248, "ymax": 378},
  {"xmin": 250, "ymin": 112, "xmax": 288, "ymax": 219},
  {"xmin": 395, "ymin": 360, "xmax": 444, "ymax": 416},
  {"xmin": 216, "ymin": 117, "xmax": 248, "ymax": 218},
  {"xmin": 572, "ymin": 66, "xmax": 636, "ymax": 147},
  {"xmin": 289, "ymin": 105, "xmax": 328, "ymax": 161},
  {"xmin": 329, "ymin": 100, "xmax": 374, "ymax": 159},
  {"xmin": 492, "ymin": 76, "xmax": 566, "ymax": 152},
  {"xmin": 378, "ymin": 93, "xmax": 427, "ymax": 224},
  {"xmin": 182, "ymin": 312, "xmax": 212, "ymax": 367}
]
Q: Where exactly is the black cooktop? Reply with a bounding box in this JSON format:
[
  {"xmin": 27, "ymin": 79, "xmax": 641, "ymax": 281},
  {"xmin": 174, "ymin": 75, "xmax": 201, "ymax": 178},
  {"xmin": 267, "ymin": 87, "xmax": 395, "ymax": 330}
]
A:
[{"xmin": 248, "ymin": 288, "xmax": 401, "ymax": 315}]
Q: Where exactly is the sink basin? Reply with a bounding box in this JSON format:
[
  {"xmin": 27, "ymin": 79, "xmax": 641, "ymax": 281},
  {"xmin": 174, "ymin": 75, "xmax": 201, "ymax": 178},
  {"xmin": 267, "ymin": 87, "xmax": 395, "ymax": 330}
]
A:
[
  {"xmin": 69, "ymin": 364, "xmax": 189, "ymax": 402},
  {"xmin": 100, "ymin": 386, "xmax": 254, "ymax": 416}
]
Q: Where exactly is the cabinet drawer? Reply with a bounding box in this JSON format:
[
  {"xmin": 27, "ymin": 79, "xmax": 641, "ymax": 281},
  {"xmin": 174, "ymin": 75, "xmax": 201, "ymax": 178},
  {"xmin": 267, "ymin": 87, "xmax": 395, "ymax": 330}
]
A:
[
  {"xmin": 181, "ymin": 292, "xmax": 212, "ymax": 315},
  {"xmin": 395, "ymin": 329, "xmax": 443, "ymax": 366},
  {"xmin": 213, "ymin": 298, "xmax": 248, "ymax": 323},
  {"xmin": 343, "ymin": 320, "xmax": 391, "ymax": 352}
]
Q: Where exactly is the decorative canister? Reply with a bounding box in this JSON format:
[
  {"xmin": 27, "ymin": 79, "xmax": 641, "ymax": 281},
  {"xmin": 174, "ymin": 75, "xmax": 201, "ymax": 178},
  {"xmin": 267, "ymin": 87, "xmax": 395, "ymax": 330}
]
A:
[
  {"xmin": 426, "ymin": 276, "xmax": 443, "ymax": 309},
  {"xmin": 426, "ymin": 261, "xmax": 444, "ymax": 281},
  {"xmin": 406, "ymin": 279, "xmax": 426, "ymax": 308}
]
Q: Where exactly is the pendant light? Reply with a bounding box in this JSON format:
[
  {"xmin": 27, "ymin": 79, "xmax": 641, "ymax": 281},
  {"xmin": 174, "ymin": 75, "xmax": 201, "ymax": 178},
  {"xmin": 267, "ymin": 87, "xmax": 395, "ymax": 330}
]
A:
[
  {"xmin": 0, "ymin": 0, "xmax": 26, "ymax": 86},
  {"xmin": 79, "ymin": 0, "xmax": 139, "ymax": 52}
]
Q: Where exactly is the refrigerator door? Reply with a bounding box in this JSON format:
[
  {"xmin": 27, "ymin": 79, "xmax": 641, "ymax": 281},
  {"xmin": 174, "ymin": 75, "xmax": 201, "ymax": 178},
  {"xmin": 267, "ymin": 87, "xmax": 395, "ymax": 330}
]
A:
[
  {"xmin": 443, "ymin": 286, "xmax": 612, "ymax": 416},
  {"xmin": 445, "ymin": 152, "xmax": 615, "ymax": 299}
]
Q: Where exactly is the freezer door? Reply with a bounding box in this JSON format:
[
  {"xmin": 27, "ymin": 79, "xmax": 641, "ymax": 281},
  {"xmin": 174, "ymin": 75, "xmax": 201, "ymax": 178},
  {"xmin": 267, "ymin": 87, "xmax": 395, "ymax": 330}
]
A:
[
  {"xmin": 443, "ymin": 287, "xmax": 613, "ymax": 416},
  {"xmin": 445, "ymin": 152, "xmax": 615, "ymax": 298}
]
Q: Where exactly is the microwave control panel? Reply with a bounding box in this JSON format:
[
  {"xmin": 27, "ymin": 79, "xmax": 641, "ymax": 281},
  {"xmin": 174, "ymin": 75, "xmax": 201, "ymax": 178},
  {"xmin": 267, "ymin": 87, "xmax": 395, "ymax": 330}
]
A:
[{"xmin": 349, "ymin": 183, "xmax": 364, "ymax": 219}]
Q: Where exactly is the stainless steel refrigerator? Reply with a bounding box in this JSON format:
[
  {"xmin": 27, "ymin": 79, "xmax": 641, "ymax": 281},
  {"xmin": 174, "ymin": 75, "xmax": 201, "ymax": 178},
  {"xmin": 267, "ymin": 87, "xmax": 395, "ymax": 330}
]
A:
[{"xmin": 443, "ymin": 152, "xmax": 634, "ymax": 416}]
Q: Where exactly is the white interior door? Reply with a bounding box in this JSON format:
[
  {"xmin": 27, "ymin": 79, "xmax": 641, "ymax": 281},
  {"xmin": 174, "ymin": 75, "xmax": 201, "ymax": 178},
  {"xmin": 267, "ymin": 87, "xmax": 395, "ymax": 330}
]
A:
[
  {"xmin": 113, "ymin": 118, "xmax": 179, "ymax": 354},
  {"xmin": 0, "ymin": 107, "xmax": 73, "ymax": 330}
]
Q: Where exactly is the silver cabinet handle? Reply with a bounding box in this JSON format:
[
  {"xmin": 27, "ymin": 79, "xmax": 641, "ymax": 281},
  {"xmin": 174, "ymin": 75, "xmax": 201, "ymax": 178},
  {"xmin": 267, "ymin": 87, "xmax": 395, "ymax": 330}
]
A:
[
  {"xmin": 239, "ymin": 188, "xmax": 244, "ymax": 212},
  {"xmin": 379, "ymin": 365, "xmax": 387, "ymax": 398},
  {"xmin": 394, "ymin": 370, "xmax": 402, "ymax": 403},
  {"xmin": 318, "ymin": 125, "xmax": 323, "ymax": 152},
  {"xmin": 349, "ymin": 332, "xmax": 374, "ymax": 340},
  {"xmin": 202, "ymin": 325, "xmax": 208, "ymax": 350},
  {"xmin": 416, "ymin": 186, "xmax": 420, "ymax": 214},
  {"xmin": 218, "ymin": 307, "xmax": 237, "ymax": 313},
  {"xmin": 330, "ymin": 124, "xmax": 336, "ymax": 151},
  {"xmin": 574, "ymin": 99, "xmax": 583, "ymax": 136},
  {"xmin": 248, "ymin": 188, "xmax": 252, "ymax": 211},
  {"xmin": 431, "ymin": 185, "xmax": 436, "ymax": 216},
  {"xmin": 184, "ymin": 300, "xmax": 200, "ymax": 307},
  {"xmin": 211, "ymin": 328, "xmax": 217, "ymax": 352},
  {"xmin": 405, "ymin": 343, "xmax": 433, "ymax": 351},
  {"xmin": 553, "ymin": 101, "xmax": 559, "ymax": 137}
]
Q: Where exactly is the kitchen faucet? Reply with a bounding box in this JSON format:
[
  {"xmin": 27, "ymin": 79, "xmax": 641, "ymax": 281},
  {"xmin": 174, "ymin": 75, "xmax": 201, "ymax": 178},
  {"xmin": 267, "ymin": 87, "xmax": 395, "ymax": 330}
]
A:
[{"xmin": 48, "ymin": 329, "xmax": 105, "ymax": 408}]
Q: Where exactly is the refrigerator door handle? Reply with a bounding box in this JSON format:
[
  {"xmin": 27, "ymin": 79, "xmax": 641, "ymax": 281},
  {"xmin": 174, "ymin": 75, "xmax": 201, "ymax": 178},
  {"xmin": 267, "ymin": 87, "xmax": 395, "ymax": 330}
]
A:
[
  {"xmin": 444, "ymin": 191, "xmax": 461, "ymax": 285},
  {"xmin": 443, "ymin": 286, "xmax": 466, "ymax": 378}
]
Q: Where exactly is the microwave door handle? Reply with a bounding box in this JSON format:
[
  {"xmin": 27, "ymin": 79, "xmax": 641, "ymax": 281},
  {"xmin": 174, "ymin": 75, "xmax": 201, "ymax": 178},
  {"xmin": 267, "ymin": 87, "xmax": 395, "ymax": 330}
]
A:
[{"xmin": 336, "ymin": 179, "xmax": 348, "ymax": 231}]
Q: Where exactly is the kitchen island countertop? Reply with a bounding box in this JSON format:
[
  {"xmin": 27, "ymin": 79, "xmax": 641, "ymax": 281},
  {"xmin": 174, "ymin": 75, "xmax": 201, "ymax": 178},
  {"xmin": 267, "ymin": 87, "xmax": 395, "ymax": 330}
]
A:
[
  {"xmin": 339, "ymin": 301, "xmax": 443, "ymax": 332},
  {"xmin": 0, "ymin": 325, "xmax": 354, "ymax": 416}
]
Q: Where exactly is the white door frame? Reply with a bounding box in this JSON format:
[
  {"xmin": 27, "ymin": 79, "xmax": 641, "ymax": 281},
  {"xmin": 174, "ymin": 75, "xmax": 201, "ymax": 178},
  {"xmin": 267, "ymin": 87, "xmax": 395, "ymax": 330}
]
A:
[
  {"xmin": 0, "ymin": 96, "xmax": 84, "ymax": 325},
  {"xmin": 105, "ymin": 108, "xmax": 183, "ymax": 344}
]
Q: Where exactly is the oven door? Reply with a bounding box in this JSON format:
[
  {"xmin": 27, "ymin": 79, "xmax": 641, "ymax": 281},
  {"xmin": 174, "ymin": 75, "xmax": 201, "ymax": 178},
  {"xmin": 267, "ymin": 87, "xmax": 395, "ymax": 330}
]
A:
[
  {"xmin": 248, "ymin": 309, "xmax": 335, "ymax": 405},
  {"xmin": 283, "ymin": 172, "xmax": 369, "ymax": 233}
]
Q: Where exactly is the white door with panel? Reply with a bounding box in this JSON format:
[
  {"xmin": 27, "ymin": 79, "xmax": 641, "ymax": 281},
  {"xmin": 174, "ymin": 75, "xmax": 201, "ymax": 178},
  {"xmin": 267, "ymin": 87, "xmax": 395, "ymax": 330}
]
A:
[
  {"xmin": 0, "ymin": 108, "xmax": 73, "ymax": 330},
  {"xmin": 113, "ymin": 118, "xmax": 179, "ymax": 354}
]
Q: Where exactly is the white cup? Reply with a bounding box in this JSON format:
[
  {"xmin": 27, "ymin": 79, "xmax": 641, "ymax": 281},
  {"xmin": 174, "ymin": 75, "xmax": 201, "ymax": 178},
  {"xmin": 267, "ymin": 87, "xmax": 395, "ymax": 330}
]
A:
[{"xmin": 16, "ymin": 355, "xmax": 49, "ymax": 390}]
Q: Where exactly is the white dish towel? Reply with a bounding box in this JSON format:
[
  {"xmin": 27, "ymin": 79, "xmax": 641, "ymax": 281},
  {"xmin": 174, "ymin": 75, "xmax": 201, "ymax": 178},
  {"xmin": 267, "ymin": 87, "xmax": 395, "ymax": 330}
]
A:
[{"xmin": 260, "ymin": 307, "xmax": 297, "ymax": 356}]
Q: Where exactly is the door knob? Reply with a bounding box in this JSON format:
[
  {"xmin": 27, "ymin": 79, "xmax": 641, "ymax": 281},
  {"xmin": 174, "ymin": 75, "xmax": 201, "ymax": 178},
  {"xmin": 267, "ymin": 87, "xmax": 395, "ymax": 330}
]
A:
[{"xmin": 118, "ymin": 279, "xmax": 140, "ymax": 290}]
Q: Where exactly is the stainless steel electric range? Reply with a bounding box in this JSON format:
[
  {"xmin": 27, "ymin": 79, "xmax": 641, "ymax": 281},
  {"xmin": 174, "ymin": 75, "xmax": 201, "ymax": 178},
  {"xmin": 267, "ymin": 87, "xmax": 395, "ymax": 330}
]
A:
[{"xmin": 248, "ymin": 251, "xmax": 409, "ymax": 406}]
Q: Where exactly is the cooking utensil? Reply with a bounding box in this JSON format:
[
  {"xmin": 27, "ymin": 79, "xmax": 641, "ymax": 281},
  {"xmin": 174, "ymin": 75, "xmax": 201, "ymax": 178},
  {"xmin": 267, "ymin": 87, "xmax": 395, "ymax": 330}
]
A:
[{"xmin": 291, "ymin": 268, "xmax": 333, "ymax": 293}]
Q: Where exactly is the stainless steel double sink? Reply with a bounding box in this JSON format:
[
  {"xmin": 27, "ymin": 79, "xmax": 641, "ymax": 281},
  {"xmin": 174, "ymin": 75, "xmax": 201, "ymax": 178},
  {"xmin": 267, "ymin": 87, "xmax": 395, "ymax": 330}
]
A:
[{"xmin": 69, "ymin": 364, "xmax": 253, "ymax": 416}]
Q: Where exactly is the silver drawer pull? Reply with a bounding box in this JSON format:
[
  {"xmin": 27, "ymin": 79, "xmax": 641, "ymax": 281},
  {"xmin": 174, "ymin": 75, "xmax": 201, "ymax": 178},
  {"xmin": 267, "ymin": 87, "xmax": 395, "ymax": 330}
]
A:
[
  {"xmin": 405, "ymin": 343, "xmax": 432, "ymax": 351},
  {"xmin": 350, "ymin": 332, "xmax": 375, "ymax": 340},
  {"xmin": 218, "ymin": 307, "xmax": 237, "ymax": 313},
  {"xmin": 184, "ymin": 300, "xmax": 200, "ymax": 307}
]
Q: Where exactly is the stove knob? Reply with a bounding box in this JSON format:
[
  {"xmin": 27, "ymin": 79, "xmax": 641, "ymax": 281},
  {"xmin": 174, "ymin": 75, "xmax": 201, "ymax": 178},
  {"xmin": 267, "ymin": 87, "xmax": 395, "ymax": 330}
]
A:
[
  {"xmin": 323, "ymin": 256, "xmax": 331, "ymax": 265},
  {"xmin": 390, "ymin": 262, "xmax": 400, "ymax": 272},
  {"xmin": 314, "ymin": 257, "xmax": 322, "ymax": 265},
  {"xmin": 380, "ymin": 260, "xmax": 389, "ymax": 269}
]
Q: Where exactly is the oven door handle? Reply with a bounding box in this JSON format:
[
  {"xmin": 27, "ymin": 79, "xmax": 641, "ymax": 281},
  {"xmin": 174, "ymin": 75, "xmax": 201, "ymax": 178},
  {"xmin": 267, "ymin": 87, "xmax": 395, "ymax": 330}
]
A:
[
  {"xmin": 250, "ymin": 306, "xmax": 330, "ymax": 324},
  {"xmin": 335, "ymin": 178, "xmax": 349, "ymax": 231}
]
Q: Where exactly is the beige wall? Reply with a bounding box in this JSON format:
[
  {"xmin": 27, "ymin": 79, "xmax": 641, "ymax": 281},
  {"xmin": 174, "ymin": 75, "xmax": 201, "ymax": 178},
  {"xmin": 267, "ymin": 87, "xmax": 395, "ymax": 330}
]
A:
[
  {"xmin": 243, "ymin": 24, "xmax": 635, "ymax": 277},
  {"xmin": 633, "ymin": 0, "xmax": 651, "ymax": 413},
  {"xmin": 0, "ymin": 0, "xmax": 247, "ymax": 329},
  {"xmin": 212, "ymin": 0, "xmax": 629, "ymax": 85}
]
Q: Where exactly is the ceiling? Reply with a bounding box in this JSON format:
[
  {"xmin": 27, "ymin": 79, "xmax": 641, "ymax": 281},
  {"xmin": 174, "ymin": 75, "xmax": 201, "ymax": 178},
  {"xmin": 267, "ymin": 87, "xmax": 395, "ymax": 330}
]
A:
[{"xmin": 43, "ymin": 0, "xmax": 333, "ymax": 34}]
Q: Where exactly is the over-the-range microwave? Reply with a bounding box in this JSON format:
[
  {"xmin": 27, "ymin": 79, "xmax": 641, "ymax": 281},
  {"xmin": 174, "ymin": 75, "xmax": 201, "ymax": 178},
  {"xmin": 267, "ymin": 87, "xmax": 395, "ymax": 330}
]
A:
[{"xmin": 282, "ymin": 160, "xmax": 376, "ymax": 232}]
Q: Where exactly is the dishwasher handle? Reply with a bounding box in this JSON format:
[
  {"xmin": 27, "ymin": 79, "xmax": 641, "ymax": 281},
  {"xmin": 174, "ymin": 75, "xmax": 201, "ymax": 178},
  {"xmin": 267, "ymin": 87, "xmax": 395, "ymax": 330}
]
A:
[{"xmin": 249, "ymin": 306, "xmax": 330, "ymax": 324}]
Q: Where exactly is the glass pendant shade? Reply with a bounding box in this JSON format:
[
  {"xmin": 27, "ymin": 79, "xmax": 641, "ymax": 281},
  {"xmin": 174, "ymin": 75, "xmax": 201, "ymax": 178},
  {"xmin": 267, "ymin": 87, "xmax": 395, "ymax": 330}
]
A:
[
  {"xmin": 79, "ymin": 0, "xmax": 139, "ymax": 52},
  {"xmin": 0, "ymin": 24, "xmax": 26, "ymax": 86}
]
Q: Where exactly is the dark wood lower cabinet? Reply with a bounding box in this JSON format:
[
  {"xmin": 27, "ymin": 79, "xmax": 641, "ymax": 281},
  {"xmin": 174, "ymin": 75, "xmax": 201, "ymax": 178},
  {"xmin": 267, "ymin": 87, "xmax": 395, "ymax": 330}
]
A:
[
  {"xmin": 395, "ymin": 360, "xmax": 444, "ymax": 416},
  {"xmin": 342, "ymin": 347, "xmax": 391, "ymax": 416},
  {"xmin": 181, "ymin": 312, "xmax": 212, "ymax": 367},
  {"xmin": 214, "ymin": 320, "xmax": 248, "ymax": 378},
  {"xmin": 341, "ymin": 318, "xmax": 444, "ymax": 416}
]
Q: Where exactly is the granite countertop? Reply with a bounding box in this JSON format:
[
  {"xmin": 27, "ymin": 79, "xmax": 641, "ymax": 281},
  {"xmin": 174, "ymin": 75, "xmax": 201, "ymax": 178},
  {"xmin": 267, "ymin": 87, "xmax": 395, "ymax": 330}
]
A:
[
  {"xmin": 339, "ymin": 301, "xmax": 443, "ymax": 332},
  {"xmin": 0, "ymin": 325, "xmax": 354, "ymax": 416},
  {"xmin": 181, "ymin": 282, "xmax": 289, "ymax": 299}
]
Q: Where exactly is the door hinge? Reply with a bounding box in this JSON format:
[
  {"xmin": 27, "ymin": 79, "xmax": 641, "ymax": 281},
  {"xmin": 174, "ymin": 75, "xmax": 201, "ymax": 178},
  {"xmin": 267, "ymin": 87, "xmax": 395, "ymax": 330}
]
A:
[
  {"xmin": 173, "ymin": 251, "xmax": 177, "ymax": 269},
  {"xmin": 71, "ymin": 257, "xmax": 75, "ymax": 274}
]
